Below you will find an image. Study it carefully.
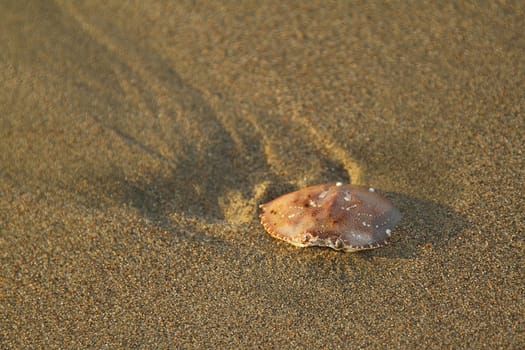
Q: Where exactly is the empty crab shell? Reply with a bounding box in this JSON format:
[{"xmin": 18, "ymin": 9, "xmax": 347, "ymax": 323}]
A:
[{"xmin": 259, "ymin": 182, "xmax": 401, "ymax": 252}]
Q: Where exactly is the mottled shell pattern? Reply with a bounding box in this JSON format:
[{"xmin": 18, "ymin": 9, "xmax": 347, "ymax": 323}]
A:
[{"xmin": 259, "ymin": 182, "xmax": 401, "ymax": 252}]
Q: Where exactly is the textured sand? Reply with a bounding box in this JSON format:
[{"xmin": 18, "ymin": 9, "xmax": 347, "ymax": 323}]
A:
[{"xmin": 1, "ymin": 1, "xmax": 523, "ymax": 348}]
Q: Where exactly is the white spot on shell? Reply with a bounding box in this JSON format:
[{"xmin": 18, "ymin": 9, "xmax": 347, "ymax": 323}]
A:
[
  {"xmin": 318, "ymin": 190, "xmax": 329, "ymax": 199},
  {"xmin": 336, "ymin": 182, "xmax": 343, "ymax": 187},
  {"xmin": 368, "ymin": 187, "xmax": 375, "ymax": 192},
  {"xmin": 344, "ymin": 192, "xmax": 352, "ymax": 202},
  {"xmin": 308, "ymin": 199, "xmax": 318, "ymax": 207},
  {"xmin": 386, "ymin": 229, "xmax": 392, "ymax": 236}
]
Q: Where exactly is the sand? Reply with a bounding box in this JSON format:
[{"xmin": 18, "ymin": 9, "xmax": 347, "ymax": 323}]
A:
[{"xmin": 0, "ymin": 1, "xmax": 523, "ymax": 348}]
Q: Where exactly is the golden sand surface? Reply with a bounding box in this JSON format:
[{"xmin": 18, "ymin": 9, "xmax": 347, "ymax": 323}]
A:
[{"xmin": 1, "ymin": 1, "xmax": 523, "ymax": 348}]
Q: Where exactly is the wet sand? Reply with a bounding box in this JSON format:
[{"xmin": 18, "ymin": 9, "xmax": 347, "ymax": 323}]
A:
[{"xmin": 1, "ymin": 1, "xmax": 523, "ymax": 348}]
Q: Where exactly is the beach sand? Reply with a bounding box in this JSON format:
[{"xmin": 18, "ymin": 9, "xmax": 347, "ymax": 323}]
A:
[{"xmin": 1, "ymin": 1, "xmax": 523, "ymax": 348}]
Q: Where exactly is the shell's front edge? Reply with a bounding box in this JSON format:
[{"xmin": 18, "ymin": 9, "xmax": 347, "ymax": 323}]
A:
[{"xmin": 301, "ymin": 233, "xmax": 391, "ymax": 252}]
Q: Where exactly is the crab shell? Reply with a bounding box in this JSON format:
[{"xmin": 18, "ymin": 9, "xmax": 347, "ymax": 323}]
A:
[{"xmin": 259, "ymin": 183, "xmax": 401, "ymax": 252}]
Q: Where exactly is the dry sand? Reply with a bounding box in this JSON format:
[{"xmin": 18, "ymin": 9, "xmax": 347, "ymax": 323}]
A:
[{"xmin": 1, "ymin": 1, "xmax": 523, "ymax": 348}]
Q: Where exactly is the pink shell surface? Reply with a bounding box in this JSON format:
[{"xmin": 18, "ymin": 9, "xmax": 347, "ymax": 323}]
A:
[{"xmin": 259, "ymin": 183, "xmax": 401, "ymax": 252}]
